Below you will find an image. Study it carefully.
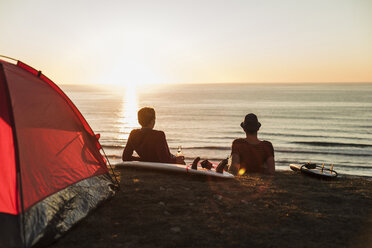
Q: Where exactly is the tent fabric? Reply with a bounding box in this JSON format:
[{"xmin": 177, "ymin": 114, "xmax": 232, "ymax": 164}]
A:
[
  {"xmin": 0, "ymin": 63, "xmax": 18, "ymax": 215},
  {"xmin": 24, "ymin": 174, "xmax": 114, "ymax": 247},
  {"xmin": 17, "ymin": 61, "xmax": 96, "ymax": 137},
  {"xmin": 0, "ymin": 58, "xmax": 115, "ymax": 248},
  {"xmin": 3, "ymin": 61, "xmax": 108, "ymax": 211}
]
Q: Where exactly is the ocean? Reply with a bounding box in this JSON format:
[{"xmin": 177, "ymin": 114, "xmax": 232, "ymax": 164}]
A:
[{"xmin": 61, "ymin": 83, "xmax": 372, "ymax": 177}]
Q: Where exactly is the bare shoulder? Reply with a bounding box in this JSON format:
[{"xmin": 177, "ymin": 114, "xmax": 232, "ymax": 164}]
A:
[
  {"xmin": 262, "ymin": 140, "xmax": 273, "ymax": 147},
  {"xmin": 130, "ymin": 129, "xmax": 141, "ymax": 135},
  {"xmin": 232, "ymin": 138, "xmax": 245, "ymax": 145},
  {"xmin": 153, "ymin": 129, "xmax": 166, "ymax": 137}
]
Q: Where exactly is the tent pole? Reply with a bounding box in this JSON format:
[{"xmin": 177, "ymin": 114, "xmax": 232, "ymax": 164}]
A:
[
  {"xmin": 0, "ymin": 55, "xmax": 18, "ymax": 62},
  {"xmin": 101, "ymin": 148, "xmax": 120, "ymax": 190}
]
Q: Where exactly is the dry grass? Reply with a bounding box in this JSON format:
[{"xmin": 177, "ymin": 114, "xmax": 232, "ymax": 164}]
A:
[{"xmin": 50, "ymin": 168, "xmax": 372, "ymax": 248}]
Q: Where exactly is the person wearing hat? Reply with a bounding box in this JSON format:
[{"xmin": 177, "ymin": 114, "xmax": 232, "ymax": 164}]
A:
[{"xmin": 228, "ymin": 113, "xmax": 275, "ymax": 175}]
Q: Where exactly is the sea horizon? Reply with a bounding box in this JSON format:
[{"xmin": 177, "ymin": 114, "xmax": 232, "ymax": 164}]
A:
[{"xmin": 62, "ymin": 82, "xmax": 372, "ymax": 177}]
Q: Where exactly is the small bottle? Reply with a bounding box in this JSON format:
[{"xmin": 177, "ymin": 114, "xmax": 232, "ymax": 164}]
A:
[{"xmin": 176, "ymin": 146, "xmax": 184, "ymax": 158}]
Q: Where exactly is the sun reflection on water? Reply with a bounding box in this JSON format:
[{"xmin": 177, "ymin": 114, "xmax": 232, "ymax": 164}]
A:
[{"xmin": 118, "ymin": 85, "xmax": 139, "ymax": 140}]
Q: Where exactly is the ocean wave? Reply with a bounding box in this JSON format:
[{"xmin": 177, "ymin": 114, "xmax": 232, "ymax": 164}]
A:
[
  {"xmin": 262, "ymin": 132, "xmax": 325, "ymax": 138},
  {"xmin": 102, "ymin": 144, "xmax": 125, "ymax": 149},
  {"xmin": 267, "ymin": 127, "xmax": 361, "ymax": 134},
  {"xmin": 276, "ymin": 149, "xmax": 372, "ymax": 157},
  {"xmin": 207, "ymin": 136, "xmax": 238, "ymax": 140},
  {"xmin": 358, "ymin": 125, "xmax": 372, "ymax": 129},
  {"xmin": 181, "ymin": 146, "xmax": 231, "ymax": 151},
  {"xmin": 105, "ymin": 154, "xmax": 122, "ymax": 159},
  {"xmin": 261, "ymin": 132, "xmax": 368, "ymax": 140},
  {"xmin": 291, "ymin": 141, "xmax": 372, "ymax": 148}
]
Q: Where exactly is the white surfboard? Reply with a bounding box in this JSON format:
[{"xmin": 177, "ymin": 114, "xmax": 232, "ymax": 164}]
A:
[
  {"xmin": 115, "ymin": 161, "xmax": 235, "ymax": 179},
  {"xmin": 290, "ymin": 163, "xmax": 338, "ymax": 179}
]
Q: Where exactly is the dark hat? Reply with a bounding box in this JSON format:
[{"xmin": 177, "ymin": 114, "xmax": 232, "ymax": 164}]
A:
[{"xmin": 240, "ymin": 113, "xmax": 261, "ymax": 132}]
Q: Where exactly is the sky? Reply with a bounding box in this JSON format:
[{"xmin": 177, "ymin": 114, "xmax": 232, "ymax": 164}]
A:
[{"xmin": 0, "ymin": 0, "xmax": 371, "ymax": 85}]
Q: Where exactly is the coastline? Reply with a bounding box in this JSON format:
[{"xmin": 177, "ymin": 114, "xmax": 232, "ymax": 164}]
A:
[{"xmin": 50, "ymin": 168, "xmax": 372, "ymax": 248}]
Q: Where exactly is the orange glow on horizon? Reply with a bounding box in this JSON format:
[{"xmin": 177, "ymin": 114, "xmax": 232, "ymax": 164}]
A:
[{"xmin": 1, "ymin": 0, "xmax": 371, "ymax": 85}]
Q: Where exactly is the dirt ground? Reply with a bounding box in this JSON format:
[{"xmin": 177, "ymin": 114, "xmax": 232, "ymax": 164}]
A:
[{"xmin": 50, "ymin": 168, "xmax": 372, "ymax": 248}]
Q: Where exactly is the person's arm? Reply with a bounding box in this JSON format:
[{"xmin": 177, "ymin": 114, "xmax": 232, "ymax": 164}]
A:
[
  {"xmin": 122, "ymin": 131, "xmax": 135, "ymax": 161},
  {"xmin": 264, "ymin": 156, "xmax": 275, "ymax": 174},
  {"xmin": 263, "ymin": 141, "xmax": 275, "ymax": 174},
  {"xmin": 157, "ymin": 131, "xmax": 185, "ymax": 164},
  {"xmin": 174, "ymin": 155, "xmax": 185, "ymax": 165},
  {"xmin": 228, "ymin": 153, "xmax": 241, "ymax": 175},
  {"xmin": 228, "ymin": 140, "xmax": 244, "ymax": 175}
]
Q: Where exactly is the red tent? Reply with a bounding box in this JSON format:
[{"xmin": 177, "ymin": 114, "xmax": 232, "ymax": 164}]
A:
[{"xmin": 0, "ymin": 57, "xmax": 116, "ymax": 247}]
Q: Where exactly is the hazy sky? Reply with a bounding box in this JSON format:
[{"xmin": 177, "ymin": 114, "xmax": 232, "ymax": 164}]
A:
[{"xmin": 1, "ymin": 0, "xmax": 371, "ymax": 85}]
